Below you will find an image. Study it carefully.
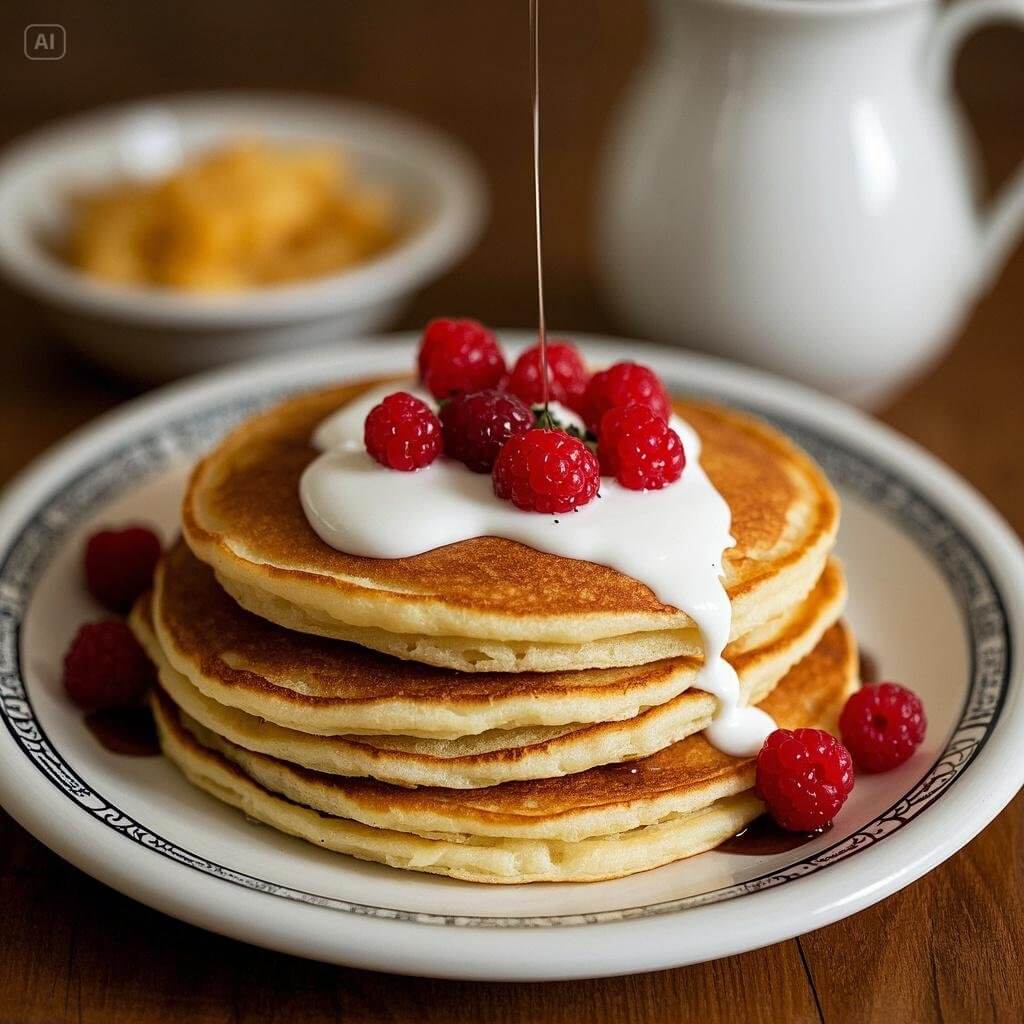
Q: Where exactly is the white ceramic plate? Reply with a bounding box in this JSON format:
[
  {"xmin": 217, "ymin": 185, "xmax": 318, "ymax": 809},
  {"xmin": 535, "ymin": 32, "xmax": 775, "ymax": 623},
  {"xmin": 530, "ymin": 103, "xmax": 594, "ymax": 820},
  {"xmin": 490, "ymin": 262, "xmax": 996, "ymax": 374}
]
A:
[{"xmin": 1, "ymin": 335, "xmax": 1022, "ymax": 981}]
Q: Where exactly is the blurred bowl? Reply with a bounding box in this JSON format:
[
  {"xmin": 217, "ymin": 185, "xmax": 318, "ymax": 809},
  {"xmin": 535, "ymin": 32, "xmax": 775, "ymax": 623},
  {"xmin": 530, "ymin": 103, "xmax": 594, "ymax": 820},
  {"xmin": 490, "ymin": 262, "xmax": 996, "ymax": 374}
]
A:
[{"xmin": 0, "ymin": 92, "xmax": 487, "ymax": 381}]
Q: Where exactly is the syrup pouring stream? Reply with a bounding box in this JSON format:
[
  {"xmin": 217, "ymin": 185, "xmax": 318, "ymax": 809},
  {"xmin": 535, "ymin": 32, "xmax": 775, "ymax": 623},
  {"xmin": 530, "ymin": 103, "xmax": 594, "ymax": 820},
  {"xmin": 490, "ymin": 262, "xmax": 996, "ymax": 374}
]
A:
[{"xmin": 531, "ymin": 0, "xmax": 550, "ymax": 411}]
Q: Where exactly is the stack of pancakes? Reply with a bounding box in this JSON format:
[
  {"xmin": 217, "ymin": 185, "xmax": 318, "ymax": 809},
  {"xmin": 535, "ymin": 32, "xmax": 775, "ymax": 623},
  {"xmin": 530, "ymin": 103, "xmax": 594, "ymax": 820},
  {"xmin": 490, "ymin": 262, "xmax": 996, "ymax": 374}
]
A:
[{"xmin": 132, "ymin": 379, "xmax": 855, "ymax": 883}]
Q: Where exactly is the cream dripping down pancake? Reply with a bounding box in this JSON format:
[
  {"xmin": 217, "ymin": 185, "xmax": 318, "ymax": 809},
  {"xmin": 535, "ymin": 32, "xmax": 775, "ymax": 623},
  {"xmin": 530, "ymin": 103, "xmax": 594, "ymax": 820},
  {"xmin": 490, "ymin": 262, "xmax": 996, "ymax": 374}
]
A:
[{"xmin": 131, "ymin": 544, "xmax": 846, "ymax": 787}]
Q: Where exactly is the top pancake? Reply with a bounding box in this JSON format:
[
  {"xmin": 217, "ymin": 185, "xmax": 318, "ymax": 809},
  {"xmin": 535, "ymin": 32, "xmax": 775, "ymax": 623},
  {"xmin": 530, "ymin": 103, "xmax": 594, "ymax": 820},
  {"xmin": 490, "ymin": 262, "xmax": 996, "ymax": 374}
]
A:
[{"xmin": 183, "ymin": 377, "xmax": 838, "ymax": 671}]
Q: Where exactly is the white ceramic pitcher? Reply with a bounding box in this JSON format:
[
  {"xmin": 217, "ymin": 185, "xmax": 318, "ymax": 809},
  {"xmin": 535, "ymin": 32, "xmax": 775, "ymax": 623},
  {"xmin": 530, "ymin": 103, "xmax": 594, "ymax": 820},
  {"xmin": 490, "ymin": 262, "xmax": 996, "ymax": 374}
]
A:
[{"xmin": 597, "ymin": 0, "xmax": 1024, "ymax": 406}]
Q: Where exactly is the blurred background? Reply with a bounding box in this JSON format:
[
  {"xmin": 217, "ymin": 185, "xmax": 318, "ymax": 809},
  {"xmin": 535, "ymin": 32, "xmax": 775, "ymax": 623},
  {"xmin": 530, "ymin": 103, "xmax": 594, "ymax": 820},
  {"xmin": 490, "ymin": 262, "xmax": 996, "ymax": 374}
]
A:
[
  {"xmin": 0, "ymin": 0, "xmax": 1021, "ymax": 515},
  {"xmin": 0, "ymin": 1, "xmax": 646, "ymax": 333}
]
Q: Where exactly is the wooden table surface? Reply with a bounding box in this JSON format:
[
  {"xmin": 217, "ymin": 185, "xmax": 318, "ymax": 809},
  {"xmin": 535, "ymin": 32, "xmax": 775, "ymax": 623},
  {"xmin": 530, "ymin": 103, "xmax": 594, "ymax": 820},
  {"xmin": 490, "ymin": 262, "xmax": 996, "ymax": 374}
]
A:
[{"xmin": 1, "ymin": 2, "xmax": 1022, "ymax": 1021}]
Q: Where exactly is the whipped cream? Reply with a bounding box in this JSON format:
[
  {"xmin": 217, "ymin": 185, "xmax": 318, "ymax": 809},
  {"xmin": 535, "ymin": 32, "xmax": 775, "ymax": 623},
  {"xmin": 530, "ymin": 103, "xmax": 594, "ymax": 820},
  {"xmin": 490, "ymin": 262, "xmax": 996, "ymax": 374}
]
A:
[{"xmin": 300, "ymin": 382, "xmax": 776, "ymax": 757}]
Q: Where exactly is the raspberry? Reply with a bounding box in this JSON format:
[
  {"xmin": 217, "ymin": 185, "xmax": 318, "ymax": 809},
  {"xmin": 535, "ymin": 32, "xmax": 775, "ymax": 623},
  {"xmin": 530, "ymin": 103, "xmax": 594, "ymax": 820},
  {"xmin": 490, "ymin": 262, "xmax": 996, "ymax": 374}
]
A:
[
  {"xmin": 493, "ymin": 429, "xmax": 600, "ymax": 513},
  {"xmin": 364, "ymin": 392, "xmax": 442, "ymax": 471},
  {"xmin": 507, "ymin": 341, "xmax": 589, "ymax": 411},
  {"xmin": 598, "ymin": 405, "xmax": 685, "ymax": 490},
  {"xmin": 441, "ymin": 389, "xmax": 534, "ymax": 472},
  {"xmin": 417, "ymin": 318, "xmax": 506, "ymax": 399},
  {"xmin": 417, "ymin": 318, "xmax": 452, "ymax": 378},
  {"xmin": 84, "ymin": 526, "xmax": 162, "ymax": 614},
  {"xmin": 755, "ymin": 728, "xmax": 855, "ymax": 832},
  {"xmin": 63, "ymin": 620, "xmax": 154, "ymax": 711},
  {"xmin": 581, "ymin": 361, "xmax": 671, "ymax": 433},
  {"xmin": 839, "ymin": 683, "xmax": 927, "ymax": 773}
]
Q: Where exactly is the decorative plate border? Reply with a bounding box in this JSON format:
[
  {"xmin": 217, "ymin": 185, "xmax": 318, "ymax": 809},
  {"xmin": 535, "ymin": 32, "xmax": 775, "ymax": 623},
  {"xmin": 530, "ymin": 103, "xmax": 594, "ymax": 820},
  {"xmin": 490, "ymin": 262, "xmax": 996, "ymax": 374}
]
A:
[{"xmin": 0, "ymin": 378, "xmax": 1011, "ymax": 929}]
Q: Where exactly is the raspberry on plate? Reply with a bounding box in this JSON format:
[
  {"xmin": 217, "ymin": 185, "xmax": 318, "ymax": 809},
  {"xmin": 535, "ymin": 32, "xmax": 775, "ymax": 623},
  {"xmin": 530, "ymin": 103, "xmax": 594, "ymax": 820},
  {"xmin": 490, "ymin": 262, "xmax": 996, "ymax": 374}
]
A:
[
  {"xmin": 493, "ymin": 429, "xmax": 600, "ymax": 514},
  {"xmin": 598, "ymin": 404, "xmax": 685, "ymax": 490},
  {"xmin": 63, "ymin": 620, "xmax": 155, "ymax": 711},
  {"xmin": 441, "ymin": 389, "xmax": 533, "ymax": 472},
  {"xmin": 756, "ymin": 727, "xmax": 855, "ymax": 832},
  {"xmin": 364, "ymin": 392, "xmax": 442, "ymax": 471},
  {"xmin": 84, "ymin": 526, "xmax": 162, "ymax": 614},
  {"xmin": 581, "ymin": 361, "xmax": 671, "ymax": 433},
  {"xmin": 839, "ymin": 682, "xmax": 927, "ymax": 772},
  {"xmin": 507, "ymin": 341, "xmax": 589, "ymax": 411},
  {"xmin": 417, "ymin": 318, "xmax": 506, "ymax": 399}
]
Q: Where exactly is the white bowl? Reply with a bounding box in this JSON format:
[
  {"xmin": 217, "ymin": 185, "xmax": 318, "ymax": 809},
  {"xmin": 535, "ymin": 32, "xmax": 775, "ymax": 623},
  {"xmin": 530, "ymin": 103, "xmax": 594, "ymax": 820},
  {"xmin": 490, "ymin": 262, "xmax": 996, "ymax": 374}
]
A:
[{"xmin": 0, "ymin": 93, "xmax": 487, "ymax": 381}]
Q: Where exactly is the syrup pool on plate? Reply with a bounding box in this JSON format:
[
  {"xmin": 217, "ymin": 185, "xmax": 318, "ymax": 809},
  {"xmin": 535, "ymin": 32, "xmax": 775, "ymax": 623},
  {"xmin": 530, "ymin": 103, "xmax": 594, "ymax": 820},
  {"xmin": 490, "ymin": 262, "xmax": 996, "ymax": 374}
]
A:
[
  {"xmin": 719, "ymin": 815, "xmax": 832, "ymax": 856},
  {"xmin": 85, "ymin": 706, "xmax": 160, "ymax": 757}
]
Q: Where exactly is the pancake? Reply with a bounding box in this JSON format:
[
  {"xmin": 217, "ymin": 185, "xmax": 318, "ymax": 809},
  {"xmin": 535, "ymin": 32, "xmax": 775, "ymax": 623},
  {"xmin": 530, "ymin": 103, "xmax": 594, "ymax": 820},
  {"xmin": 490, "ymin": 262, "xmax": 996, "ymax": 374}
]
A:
[
  {"xmin": 133, "ymin": 558, "xmax": 844, "ymax": 786},
  {"xmin": 152, "ymin": 622, "xmax": 858, "ymax": 882},
  {"xmin": 182, "ymin": 378, "xmax": 839, "ymax": 672},
  {"xmin": 146, "ymin": 540, "xmax": 846, "ymax": 744}
]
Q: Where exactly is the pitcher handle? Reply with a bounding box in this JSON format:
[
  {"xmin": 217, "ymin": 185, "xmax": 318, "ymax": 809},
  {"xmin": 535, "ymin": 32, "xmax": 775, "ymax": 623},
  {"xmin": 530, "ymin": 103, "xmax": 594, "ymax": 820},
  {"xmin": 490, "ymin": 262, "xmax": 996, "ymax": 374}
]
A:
[{"xmin": 927, "ymin": 0, "xmax": 1024, "ymax": 290}]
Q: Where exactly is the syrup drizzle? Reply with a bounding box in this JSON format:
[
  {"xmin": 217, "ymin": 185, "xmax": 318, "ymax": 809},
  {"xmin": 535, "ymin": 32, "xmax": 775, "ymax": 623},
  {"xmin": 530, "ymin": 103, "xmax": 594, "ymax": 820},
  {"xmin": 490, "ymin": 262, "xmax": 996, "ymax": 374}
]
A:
[
  {"xmin": 85, "ymin": 705, "xmax": 160, "ymax": 757},
  {"xmin": 720, "ymin": 815, "xmax": 832, "ymax": 856},
  {"xmin": 859, "ymin": 647, "xmax": 880, "ymax": 684},
  {"xmin": 530, "ymin": 0, "xmax": 550, "ymax": 411}
]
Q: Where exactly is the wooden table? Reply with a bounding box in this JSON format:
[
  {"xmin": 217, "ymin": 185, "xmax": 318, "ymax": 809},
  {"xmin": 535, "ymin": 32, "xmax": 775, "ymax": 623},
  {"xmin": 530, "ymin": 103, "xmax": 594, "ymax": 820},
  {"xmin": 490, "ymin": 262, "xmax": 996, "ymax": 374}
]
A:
[{"xmin": 1, "ymin": 2, "xmax": 1022, "ymax": 1020}]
